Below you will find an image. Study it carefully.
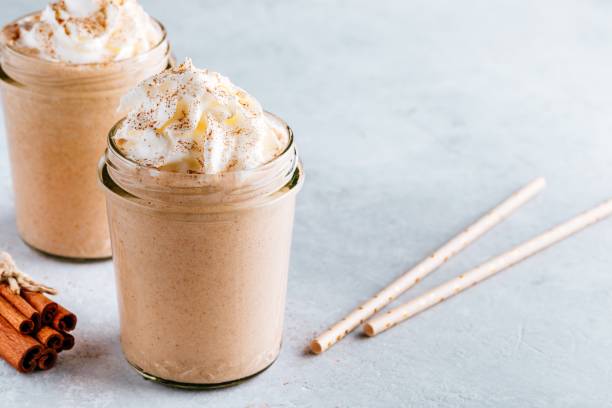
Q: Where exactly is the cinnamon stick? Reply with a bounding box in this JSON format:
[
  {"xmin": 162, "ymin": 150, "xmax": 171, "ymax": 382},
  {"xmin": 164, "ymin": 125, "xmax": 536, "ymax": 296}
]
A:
[
  {"xmin": 0, "ymin": 315, "xmax": 42, "ymax": 373},
  {"xmin": 0, "ymin": 296, "xmax": 35, "ymax": 334},
  {"xmin": 0, "ymin": 284, "xmax": 40, "ymax": 331},
  {"xmin": 22, "ymin": 291, "xmax": 58, "ymax": 325},
  {"xmin": 59, "ymin": 332, "xmax": 74, "ymax": 352},
  {"xmin": 36, "ymin": 348, "xmax": 57, "ymax": 371},
  {"xmin": 51, "ymin": 305, "xmax": 77, "ymax": 332},
  {"xmin": 35, "ymin": 326, "xmax": 63, "ymax": 351}
]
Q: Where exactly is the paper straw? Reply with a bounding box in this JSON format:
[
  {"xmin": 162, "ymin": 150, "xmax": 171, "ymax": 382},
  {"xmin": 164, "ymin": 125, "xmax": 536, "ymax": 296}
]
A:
[
  {"xmin": 309, "ymin": 177, "xmax": 546, "ymax": 354},
  {"xmin": 363, "ymin": 197, "xmax": 612, "ymax": 337}
]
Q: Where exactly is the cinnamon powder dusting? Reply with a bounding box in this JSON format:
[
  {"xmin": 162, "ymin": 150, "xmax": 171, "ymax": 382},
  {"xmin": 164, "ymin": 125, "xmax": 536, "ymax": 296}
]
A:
[
  {"xmin": 114, "ymin": 59, "xmax": 289, "ymax": 174},
  {"xmin": 3, "ymin": 0, "xmax": 162, "ymax": 63}
]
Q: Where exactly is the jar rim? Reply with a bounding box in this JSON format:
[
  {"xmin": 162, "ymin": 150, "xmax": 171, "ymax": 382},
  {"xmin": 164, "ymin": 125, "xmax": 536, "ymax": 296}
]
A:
[{"xmin": 101, "ymin": 111, "xmax": 302, "ymax": 209}]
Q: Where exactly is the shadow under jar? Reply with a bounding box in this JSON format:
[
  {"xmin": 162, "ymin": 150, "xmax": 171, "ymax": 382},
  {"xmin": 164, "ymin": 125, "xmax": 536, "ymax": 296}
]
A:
[
  {"xmin": 0, "ymin": 16, "xmax": 171, "ymax": 260},
  {"xmin": 99, "ymin": 114, "xmax": 304, "ymax": 388}
]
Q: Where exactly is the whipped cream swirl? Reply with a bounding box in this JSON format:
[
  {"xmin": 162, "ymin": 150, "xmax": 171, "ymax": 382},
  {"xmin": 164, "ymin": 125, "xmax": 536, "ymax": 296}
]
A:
[
  {"xmin": 3, "ymin": 0, "xmax": 162, "ymax": 63},
  {"xmin": 113, "ymin": 59, "xmax": 289, "ymax": 174}
]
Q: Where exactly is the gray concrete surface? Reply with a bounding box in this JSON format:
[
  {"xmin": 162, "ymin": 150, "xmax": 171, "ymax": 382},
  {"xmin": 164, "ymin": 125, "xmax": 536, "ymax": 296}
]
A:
[{"xmin": 1, "ymin": 0, "xmax": 612, "ymax": 406}]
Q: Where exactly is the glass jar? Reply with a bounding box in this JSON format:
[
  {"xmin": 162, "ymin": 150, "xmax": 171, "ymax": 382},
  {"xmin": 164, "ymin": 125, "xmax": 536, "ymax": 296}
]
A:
[
  {"xmin": 99, "ymin": 113, "xmax": 304, "ymax": 388},
  {"xmin": 0, "ymin": 16, "xmax": 171, "ymax": 259}
]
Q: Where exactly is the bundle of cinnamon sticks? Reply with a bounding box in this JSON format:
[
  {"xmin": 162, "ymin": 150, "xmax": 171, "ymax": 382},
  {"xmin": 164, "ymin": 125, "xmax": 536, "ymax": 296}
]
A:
[{"xmin": 0, "ymin": 284, "xmax": 76, "ymax": 373}]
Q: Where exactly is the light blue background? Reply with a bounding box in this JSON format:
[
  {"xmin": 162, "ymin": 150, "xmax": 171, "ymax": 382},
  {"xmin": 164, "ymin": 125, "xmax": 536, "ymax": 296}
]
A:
[{"xmin": 1, "ymin": 1, "xmax": 611, "ymax": 406}]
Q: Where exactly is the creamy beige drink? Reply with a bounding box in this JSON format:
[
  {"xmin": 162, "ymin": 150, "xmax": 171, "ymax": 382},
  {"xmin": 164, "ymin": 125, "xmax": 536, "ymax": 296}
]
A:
[
  {"xmin": 0, "ymin": 0, "xmax": 170, "ymax": 259},
  {"xmin": 100, "ymin": 60, "xmax": 303, "ymax": 387}
]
